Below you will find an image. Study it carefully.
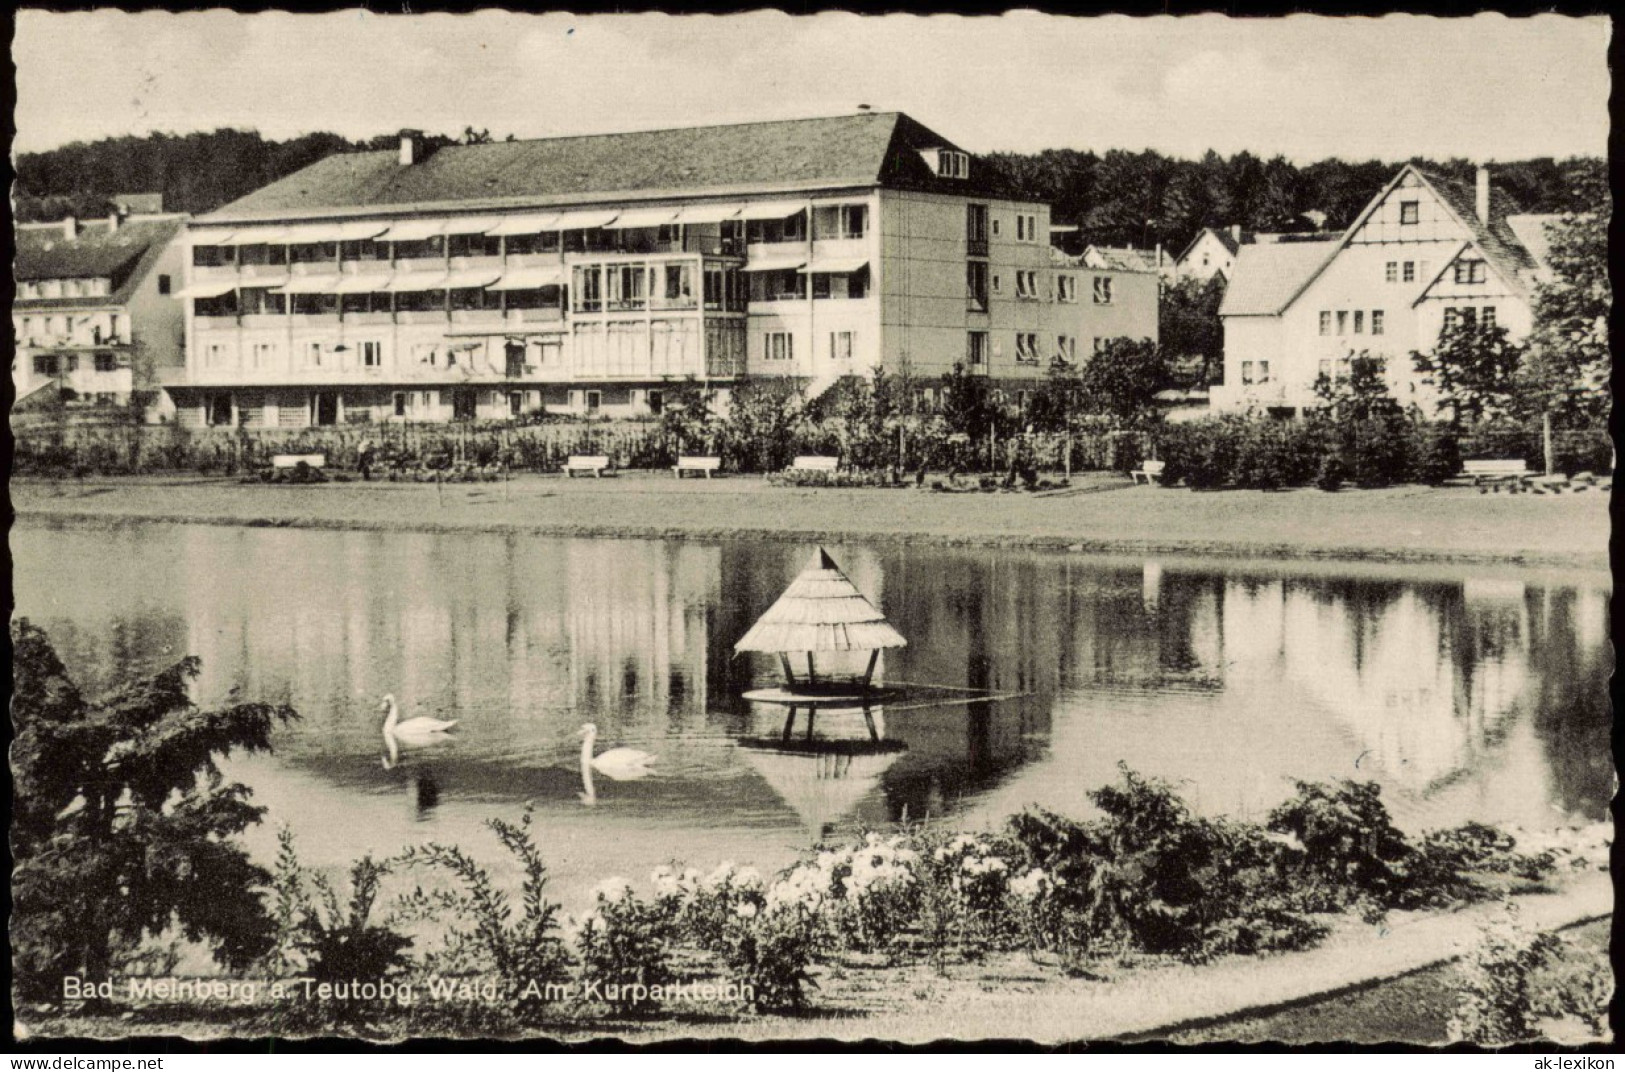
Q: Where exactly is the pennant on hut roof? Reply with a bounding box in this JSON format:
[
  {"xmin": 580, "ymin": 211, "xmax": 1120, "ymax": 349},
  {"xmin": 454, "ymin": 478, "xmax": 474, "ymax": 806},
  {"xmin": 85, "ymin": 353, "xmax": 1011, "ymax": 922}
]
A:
[{"xmin": 734, "ymin": 548, "xmax": 907, "ymax": 654}]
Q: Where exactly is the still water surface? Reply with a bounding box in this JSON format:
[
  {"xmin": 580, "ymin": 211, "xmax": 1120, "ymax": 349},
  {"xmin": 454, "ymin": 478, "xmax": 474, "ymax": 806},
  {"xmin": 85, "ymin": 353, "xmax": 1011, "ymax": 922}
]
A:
[{"xmin": 12, "ymin": 521, "xmax": 1612, "ymax": 906}]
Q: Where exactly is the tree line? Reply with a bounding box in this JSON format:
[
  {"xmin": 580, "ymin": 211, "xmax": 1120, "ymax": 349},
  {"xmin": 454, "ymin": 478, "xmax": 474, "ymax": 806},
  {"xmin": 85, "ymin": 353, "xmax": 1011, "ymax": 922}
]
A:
[{"xmin": 16, "ymin": 127, "xmax": 1605, "ymax": 254}]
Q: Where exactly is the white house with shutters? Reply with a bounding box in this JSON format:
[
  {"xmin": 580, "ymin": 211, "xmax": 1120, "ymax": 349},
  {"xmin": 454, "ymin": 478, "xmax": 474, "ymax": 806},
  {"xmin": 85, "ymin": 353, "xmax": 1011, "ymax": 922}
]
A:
[{"xmin": 1214, "ymin": 165, "xmax": 1559, "ymax": 417}]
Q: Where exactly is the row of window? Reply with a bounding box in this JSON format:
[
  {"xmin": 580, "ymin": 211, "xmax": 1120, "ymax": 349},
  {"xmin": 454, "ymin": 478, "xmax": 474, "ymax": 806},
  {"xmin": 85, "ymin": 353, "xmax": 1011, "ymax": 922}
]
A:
[
  {"xmin": 966, "ymin": 265, "xmax": 1110, "ymax": 310},
  {"xmin": 964, "ymin": 205, "xmax": 1043, "ymax": 250},
  {"xmin": 18, "ymin": 277, "xmax": 113, "ymax": 300},
  {"xmin": 192, "ymin": 206, "xmax": 871, "ymax": 268},
  {"xmin": 203, "ymin": 339, "xmax": 385, "ymax": 371},
  {"xmin": 1239, "ymin": 360, "xmax": 1272, "ymax": 385},
  {"xmin": 1443, "ymin": 306, "xmax": 1497, "ymax": 331},
  {"xmin": 743, "ymin": 269, "xmax": 871, "ymax": 304},
  {"xmin": 966, "ymin": 331, "xmax": 1107, "ymax": 367},
  {"xmin": 1318, "ymin": 309, "xmax": 1386, "ymax": 337},
  {"xmin": 760, "ymin": 331, "xmax": 858, "ymax": 363},
  {"xmin": 31, "ymin": 352, "xmax": 123, "ymax": 375},
  {"xmin": 16, "ymin": 313, "xmax": 124, "ymax": 343}
]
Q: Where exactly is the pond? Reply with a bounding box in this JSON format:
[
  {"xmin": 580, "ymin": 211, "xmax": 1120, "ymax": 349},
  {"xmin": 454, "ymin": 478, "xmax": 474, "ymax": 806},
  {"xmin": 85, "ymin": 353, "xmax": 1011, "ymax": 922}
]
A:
[{"xmin": 12, "ymin": 521, "xmax": 1613, "ymax": 908}]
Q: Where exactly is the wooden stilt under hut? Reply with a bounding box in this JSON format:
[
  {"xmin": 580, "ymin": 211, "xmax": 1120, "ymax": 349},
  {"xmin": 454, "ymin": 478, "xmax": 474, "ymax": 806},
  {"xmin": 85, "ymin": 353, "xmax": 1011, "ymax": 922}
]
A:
[{"xmin": 735, "ymin": 547, "xmax": 907, "ymax": 695}]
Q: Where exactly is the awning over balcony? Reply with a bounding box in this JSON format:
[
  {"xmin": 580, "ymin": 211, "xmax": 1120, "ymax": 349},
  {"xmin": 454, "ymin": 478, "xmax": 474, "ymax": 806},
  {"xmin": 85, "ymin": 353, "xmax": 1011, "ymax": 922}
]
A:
[
  {"xmin": 177, "ymin": 279, "xmax": 239, "ymax": 299},
  {"xmin": 444, "ymin": 269, "xmax": 502, "ymax": 290},
  {"xmin": 674, "ymin": 202, "xmax": 745, "ymax": 224},
  {"xmin": 442, "ymin": 217, "xmax": 500, "ymax": 236},
  {"xmin": 737, "ymin": 200, "xmax": 808, "ymax": 220},
  {"xmin": 799, "ymin": 257, "xmax": 869, "ymax": 275},
  {"xmin": 189, "ymin": 230, "xmax": 236, "ymax": 246},
  {"xmin": 237, "ymin": 275, "xmax": 291, "ymax": 289},
  {"xmin": 743, "ymin": 247, "xmax": 808, "ymax": 272},
  {"xmin": 383, "ymin": 272, "xmax": 450, "ymax": 292},
  {"xmin": 280, "ymin": 223, "xmax": 346, "ymax": 245},
  {"xmin": 378, "ymin": 220, "xmax": 448, "ymax": 242},
  {"xmin": 488, "ymin": 266, "xmax": 567, "ymax": 290},
  {"xmin": 219, "ymin": 229, "xmax": 291, "ymax": 246},
  {"xmin": 488, "ymin": 213, "xmax": 562, "ymax": 236},
  {"xmin": 553, "ymin": 208, "xmax": 620, "ymax": 230},
  {"xmin": 276, "ymin": 275, "xmax": 345, "ymax": 294},
  {"xmin": 605, "ymin": 206, "xmax": 680, "ymax": 229},
  {"xmin": 332, "ymin": 273, "xmax": 393, "ymax": 294}
]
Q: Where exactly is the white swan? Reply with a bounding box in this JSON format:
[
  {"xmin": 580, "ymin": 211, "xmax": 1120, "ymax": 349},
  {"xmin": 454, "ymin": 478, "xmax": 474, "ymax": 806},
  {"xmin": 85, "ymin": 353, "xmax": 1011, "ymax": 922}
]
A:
[
  {"xmin": 579, "ymin": 722, "xmax": 657, "ymax": 782},
  {"xmin": 381, "ymin": 694, "xmax": 459, "ymax": 745}
]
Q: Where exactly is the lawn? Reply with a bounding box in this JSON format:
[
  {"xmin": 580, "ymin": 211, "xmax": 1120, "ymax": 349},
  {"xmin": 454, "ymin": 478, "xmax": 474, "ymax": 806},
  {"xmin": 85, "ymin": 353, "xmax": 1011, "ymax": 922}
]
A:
[{"xmin": 11, "ymin": 472, "xmax": 1609, "ymax": 568}]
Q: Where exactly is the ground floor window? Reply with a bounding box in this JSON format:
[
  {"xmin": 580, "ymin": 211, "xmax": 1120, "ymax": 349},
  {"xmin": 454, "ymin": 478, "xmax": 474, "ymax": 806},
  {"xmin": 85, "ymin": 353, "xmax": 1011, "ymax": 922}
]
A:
[
  {"xmin": 393, "ymin": 392, "xmax": 408, "ymax": 417},
  {"xmin": 94, "ymin": 352, "xmax": 118, "ymax": 372},
  {"xmin": 585, "ymin": 390, "xmax": 602, "ymax": 413},
  {"xmin": 208, "ymin": 394, "xmax": 233, "ymax": 426},
  {"xmin": 765, "ymin": 331, "xmax": 794, "ymax": 362},
  {"xmin": 967, "ymin": 331, "xmax": 989, "ymax": 368},
  {"xmin": 647, "ymin": 389, "xmax": 664, "ymax": 415}
]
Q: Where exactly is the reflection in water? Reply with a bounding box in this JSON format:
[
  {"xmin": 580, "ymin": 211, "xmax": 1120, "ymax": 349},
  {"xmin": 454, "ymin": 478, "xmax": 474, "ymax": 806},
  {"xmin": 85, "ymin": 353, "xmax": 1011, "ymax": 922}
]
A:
[{"xmin": 12, "ymin": 521, "xmax": 1611, "ymax": 906}]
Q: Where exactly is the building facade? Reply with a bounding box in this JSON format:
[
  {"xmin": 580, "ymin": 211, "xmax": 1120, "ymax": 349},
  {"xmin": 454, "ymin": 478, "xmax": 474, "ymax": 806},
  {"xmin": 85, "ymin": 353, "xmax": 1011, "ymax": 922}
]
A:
[
  {"xmin": 13, "ymin": 206, "xmax": 187, "ymax": 416},
  {"xmin": 1172, "ymin": 227, "xmax": 1243, "ymax": 283},
  {"xmin": 172, "ymin": 113, "xmax": 1156, "ymax": 426},
  {"xmin": 1214, "ymin": 166, "xmax": 1556, "ymax": 417}
]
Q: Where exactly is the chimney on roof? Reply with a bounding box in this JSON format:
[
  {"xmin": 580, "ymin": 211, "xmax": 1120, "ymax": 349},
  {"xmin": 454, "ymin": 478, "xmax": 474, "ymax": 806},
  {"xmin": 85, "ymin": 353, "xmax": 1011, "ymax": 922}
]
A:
[
  {"xmin": 399, "ymin": 129, "xmax": 426, "ymax": 167},
  {"xmin": 1475, "ymin": 166, "xmax": 1491, "ymax": 225},
  {"xmin": 1229, "ymin": 224, "xmax": 1242, "ymax": 243},
  {"xmin": 62, "ymin": 215, "xmax": 78, "ymax": 241},
  {"xmin": 107, "ymin": 201, "xmax": 128, "ymax": 233}
]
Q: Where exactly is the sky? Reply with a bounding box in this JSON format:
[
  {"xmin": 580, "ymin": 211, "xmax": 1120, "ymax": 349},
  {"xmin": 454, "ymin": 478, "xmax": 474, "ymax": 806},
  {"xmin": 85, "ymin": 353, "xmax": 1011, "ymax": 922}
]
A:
[{"xmin": 12, "ymin": 10, "xmax": 1612, "ymax": 163}]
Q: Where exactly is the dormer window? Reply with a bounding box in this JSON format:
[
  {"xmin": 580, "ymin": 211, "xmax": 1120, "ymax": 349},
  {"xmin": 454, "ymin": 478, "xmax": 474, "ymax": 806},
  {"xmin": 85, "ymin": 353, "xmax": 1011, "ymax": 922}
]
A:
[{"xmin": 923, "ymin": 148, "xmax": 969, "ymax": 179}]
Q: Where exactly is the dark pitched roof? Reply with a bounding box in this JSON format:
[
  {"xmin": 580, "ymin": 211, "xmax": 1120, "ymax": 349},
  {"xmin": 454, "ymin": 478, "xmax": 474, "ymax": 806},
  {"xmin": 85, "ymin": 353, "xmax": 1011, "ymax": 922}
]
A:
[
  {"xmin": 14, "ymin": 216, "xmax": 185, "ymax": 305},
  {"xmin": 1414, "ymin": 168, "xmax": 1539, "ymax": 282},
  {"xmin": 202, "ymin": 112, "xmax": 1018, "ymax": 222},
  {"xmin": 1222, "ymin": 165, "xmax": 1548, "ymax": 319}
]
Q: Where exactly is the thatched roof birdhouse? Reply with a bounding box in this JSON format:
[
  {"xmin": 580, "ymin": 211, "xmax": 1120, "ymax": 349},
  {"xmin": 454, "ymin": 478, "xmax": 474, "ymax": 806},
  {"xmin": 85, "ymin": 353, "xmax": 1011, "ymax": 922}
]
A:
[
  {"xmin": 735, "ymin": 548, "xmax": 906, "ymax": 687},
  {"xmin": 735, "ymin": 548, "xmax": 906, "ymax": 688}
]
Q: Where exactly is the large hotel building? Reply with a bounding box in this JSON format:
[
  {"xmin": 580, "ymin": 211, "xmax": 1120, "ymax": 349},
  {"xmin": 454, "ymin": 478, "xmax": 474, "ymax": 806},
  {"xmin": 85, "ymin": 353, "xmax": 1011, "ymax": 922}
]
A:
[{"xmin": 174, "ymin": 112, "xmax": 1156, "ymax": 426}]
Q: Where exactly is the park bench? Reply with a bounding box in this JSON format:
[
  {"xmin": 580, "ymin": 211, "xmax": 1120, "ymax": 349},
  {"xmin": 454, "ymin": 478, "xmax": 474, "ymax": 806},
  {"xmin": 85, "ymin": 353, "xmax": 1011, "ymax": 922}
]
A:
[
  {"xmin": 563, "ymin": 454, "xmax": 613, "ymax": 478},
  {"xmin": 271, "ymin": 452, "xmax": 326, "ymax": 470},
  {"xmin": 673, "ymin": 455, "xmax": 722, "ymax": 479},
  {"xmin": 788, "ymin": 455, "xmax": 840, "ymax": 474},
  {"xmin": 1130, "ymin": 459, "xmax": 1165, "ymax": 486},
  {"xmin": 1464, "ymin": 459, "xmax": 1532, "ymax": 493}
]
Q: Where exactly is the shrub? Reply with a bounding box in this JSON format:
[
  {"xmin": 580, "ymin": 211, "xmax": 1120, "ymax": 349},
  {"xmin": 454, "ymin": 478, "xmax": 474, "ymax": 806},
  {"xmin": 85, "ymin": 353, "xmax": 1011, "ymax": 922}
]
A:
[
  {"xmin": 1007, "ymin": 766, "xmax": 1326, "ymax": 965},
  {"xmin": 1266, "ymin": 779, "xmax": 1416, "ymax": 911},
  {"xmin": 768, "ymin": 468, "xmax": 903, "ymax": 489},
  {"xmin": 395, "ymin": 808, "xmax": 571, "ymax": 1021},
  {"xmin": 800, "ymin": 834, "xmax": 921, "ymax": 959},
  {"xmin": 266, "ymin": 830, "xmax": 413, "ymax": 991},
  {"xmin": 675, "ymin": 861, "xmax": 821, "ymax": 1012},
  {"xmin": 1233, "ymin": 421, "xmax": 1325, "ymax": 490},
  {"xmin": 1416, "ymin": 429, "xmax": 1464, "ymax": 485},
  {"xmin": 1315, "ymin": 453, "xmax": 1349, "ymax": 491},
  {"xmin": 1447, "ymin": 905, "xmax": 1597, "ymax": 1044},
  {"xmin": 914, "ymin": 831, "xmax": 1021, "ymax": 968},
  {"xmin": 710, "ymin": 901, "xmax": 823, "ymax": 1013},
  {"xmin": 1157, "ymin": 418, "xmax": 1242, "ymax": 490},
  {"xmin": 571, "ymin": 877, "xmax": 681, "ymax": 1014},
  {"xmin": 1346, "ymin": 415, "xmax": 1420, "ymax": 488}
]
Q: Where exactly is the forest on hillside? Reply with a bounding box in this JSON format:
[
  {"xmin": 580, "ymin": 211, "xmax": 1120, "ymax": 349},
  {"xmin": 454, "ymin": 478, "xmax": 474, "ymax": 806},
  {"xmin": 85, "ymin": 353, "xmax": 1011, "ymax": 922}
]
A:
[{"xmin": 15, "ymin": 127, "xmax": 1604, "ymax": 255}]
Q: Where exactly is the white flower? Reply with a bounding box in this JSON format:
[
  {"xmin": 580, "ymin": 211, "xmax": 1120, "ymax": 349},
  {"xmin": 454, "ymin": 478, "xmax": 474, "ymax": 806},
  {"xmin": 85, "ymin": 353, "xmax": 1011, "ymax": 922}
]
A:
[
  {"xmin": 733, "ymin": 901, "xmax": 759, "ymax": 919},
  {"xmin": 1009, "ymin": 868, "xmax": 1050, "ymax": 902},
  {"xmin": 590, "ymin": 876, "xmax": 632, "ymax": 902},
  {"xmin": 734, "ymin": 866, "xmax": 764, "ymax": 890}
]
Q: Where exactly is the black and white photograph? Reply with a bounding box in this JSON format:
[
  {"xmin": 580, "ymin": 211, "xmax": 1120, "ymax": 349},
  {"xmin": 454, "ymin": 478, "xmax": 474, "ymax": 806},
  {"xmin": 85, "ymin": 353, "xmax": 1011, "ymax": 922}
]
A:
[{"xmin": 8, "ymin": 8, "xmax": 1613, "ymax": 1050}]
